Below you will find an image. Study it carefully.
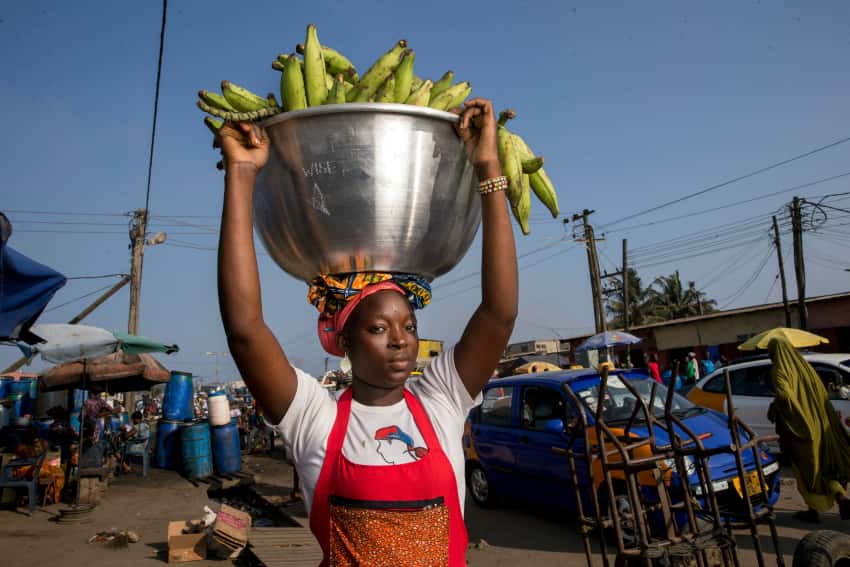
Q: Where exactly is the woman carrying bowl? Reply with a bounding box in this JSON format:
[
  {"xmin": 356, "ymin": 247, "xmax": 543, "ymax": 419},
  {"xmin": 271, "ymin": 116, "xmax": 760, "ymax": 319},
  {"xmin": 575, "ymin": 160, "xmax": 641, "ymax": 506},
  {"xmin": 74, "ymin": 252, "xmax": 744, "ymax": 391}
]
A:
[{"xmin": 217, "ymin": 98, "xmax": 517, "ymax": 566}]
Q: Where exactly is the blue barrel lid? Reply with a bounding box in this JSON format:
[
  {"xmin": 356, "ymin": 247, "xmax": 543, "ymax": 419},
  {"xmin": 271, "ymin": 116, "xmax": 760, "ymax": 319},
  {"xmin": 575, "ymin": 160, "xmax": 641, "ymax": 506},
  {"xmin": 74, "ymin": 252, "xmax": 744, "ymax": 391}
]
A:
[{"xmin": 209, "ymin": 391, "xmax": 226, "ymax": 397}]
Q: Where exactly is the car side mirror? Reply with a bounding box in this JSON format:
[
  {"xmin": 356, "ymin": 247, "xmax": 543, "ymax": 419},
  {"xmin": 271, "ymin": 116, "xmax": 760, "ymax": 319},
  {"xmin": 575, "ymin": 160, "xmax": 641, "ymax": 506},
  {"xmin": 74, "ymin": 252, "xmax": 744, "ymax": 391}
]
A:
[{"xmin": 541, "ymin": 418, "xmax": 565, "ymax": 435}]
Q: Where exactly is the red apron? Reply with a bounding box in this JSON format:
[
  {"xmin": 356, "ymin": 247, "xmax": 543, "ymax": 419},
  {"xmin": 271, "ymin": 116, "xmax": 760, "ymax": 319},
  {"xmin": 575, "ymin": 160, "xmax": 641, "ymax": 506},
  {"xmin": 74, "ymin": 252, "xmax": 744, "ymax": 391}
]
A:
[{"xmin": 310, "ymin": 388, "xmax": 468, "ymax": 566}]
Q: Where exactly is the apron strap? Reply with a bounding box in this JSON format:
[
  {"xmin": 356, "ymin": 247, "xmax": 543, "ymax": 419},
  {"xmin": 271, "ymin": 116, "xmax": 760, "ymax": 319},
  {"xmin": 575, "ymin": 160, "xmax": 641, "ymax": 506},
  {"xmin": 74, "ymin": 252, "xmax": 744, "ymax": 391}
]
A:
[
  {"xmin": 327, "ymin": 388, "xmax": 353, "ymax": 455},
  {"xmin": 403, "ymin": 389, "xmax": 441, "ymax": 451}
]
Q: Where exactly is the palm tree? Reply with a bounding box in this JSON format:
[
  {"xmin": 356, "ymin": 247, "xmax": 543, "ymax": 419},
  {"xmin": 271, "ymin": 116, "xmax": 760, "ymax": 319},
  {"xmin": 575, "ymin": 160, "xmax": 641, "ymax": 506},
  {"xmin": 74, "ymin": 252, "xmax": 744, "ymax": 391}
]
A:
[
  {"xmin": 643, "ymin": 271, "xmax": 717, "ymax": 323},
  {"xmin": 605, "ymin": 267, "xmax": 651, "ymax": 328}
]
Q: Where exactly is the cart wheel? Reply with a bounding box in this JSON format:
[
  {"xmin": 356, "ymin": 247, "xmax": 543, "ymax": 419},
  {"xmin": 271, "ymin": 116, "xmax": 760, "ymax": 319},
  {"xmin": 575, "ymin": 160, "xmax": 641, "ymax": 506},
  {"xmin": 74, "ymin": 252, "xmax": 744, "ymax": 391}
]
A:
[{"xmin": 793, "ymin": 530, "xmax": 850, "ymax": 567}]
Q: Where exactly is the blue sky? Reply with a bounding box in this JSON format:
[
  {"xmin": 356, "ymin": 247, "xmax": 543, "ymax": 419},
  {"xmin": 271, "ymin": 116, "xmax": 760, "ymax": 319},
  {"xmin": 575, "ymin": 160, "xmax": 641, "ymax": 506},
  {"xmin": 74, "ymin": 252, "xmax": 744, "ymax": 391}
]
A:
[{"xmin": 3, "ymin": 1, "xmax": 850, "ymax": 379}]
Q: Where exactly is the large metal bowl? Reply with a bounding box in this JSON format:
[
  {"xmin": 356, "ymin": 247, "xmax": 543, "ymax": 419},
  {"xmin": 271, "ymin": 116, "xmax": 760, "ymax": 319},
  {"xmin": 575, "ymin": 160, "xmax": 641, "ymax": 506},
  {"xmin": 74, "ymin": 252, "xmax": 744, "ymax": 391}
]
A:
[{"xmin": 254, "ymin": 103, "xmax": 480, "ymax": 282}]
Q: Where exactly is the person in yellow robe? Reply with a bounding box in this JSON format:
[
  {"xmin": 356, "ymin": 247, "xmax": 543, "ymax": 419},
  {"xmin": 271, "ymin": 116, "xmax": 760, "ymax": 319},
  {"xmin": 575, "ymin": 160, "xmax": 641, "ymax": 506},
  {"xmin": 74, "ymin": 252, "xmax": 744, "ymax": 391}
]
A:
[{"xmin": 768, "ymin": 337, "xmax": 850, "ymax": 522}]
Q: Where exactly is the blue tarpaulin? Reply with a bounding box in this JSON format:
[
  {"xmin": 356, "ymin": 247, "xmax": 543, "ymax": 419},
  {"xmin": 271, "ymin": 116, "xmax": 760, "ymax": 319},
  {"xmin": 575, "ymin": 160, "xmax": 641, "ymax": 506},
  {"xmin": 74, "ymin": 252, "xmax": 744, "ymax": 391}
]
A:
[{"xmin": 0, "ymin": 214, "xmax": 67, "ymax": 341}]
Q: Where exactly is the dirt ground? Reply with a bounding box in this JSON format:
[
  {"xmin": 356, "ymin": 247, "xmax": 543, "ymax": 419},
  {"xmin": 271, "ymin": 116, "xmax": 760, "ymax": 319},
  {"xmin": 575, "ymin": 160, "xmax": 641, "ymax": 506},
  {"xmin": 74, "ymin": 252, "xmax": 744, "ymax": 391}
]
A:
[{"xmin": 0, "ymin": 453, "xmax": 847, "ymax": 566}]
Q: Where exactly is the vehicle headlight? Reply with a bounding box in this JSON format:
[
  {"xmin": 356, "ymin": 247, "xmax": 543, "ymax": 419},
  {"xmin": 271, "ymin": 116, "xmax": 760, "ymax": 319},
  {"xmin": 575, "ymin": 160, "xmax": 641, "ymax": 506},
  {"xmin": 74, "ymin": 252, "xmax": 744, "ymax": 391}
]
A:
[
  {"xmin": 663, "ymin": 456, "xmax": 696, "ymax": 477},
  {"xmin": 693, "ymin": 479, "xmax": 730, "ymax": 496}
]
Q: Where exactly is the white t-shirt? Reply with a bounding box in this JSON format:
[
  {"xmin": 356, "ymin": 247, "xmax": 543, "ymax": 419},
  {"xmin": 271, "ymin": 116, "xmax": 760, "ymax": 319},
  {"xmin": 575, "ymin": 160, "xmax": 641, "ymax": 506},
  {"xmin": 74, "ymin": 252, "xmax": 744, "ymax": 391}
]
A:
[{"xmin": 273, "ymin": 348, "xmax": 481, "ymax": 516}]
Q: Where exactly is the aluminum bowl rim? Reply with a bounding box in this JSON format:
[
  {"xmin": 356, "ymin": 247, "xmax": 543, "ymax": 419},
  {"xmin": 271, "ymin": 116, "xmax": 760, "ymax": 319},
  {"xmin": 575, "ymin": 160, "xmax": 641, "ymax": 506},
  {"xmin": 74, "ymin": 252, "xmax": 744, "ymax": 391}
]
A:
[{"xmin": 259, "ymin": 102, "xmax": 461, "ymax": 128}]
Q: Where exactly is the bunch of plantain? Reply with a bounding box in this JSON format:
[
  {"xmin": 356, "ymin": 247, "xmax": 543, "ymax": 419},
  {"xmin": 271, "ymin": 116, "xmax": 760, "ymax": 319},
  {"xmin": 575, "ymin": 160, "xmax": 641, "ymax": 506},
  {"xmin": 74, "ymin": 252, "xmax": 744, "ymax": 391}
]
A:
[
  {"xmin": 195, "ymin": 24, "xmax": 561, "ymax": 235},
  {"xmin": 497, "ymin": 109, "xmax": 560, "ymax": 234}
]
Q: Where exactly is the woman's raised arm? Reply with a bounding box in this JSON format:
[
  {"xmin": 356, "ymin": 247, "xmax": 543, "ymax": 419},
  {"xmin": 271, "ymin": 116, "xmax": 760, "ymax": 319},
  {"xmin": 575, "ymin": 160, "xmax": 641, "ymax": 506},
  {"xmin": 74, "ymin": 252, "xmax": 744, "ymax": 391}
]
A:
[
  {"xmin": 451, "ymin": 99, "xmax": 519, "ymax": 398},
  {"xmin": 217, "ymin": 122, "xmax": 297, "ymax": 424}
]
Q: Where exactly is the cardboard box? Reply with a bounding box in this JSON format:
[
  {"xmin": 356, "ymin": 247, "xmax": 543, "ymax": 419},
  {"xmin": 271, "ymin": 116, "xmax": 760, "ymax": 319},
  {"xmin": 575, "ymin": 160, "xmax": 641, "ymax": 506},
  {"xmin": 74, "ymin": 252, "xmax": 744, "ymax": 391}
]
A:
[
  {"xmin": 209, "ymin": 504, "xmax": 251, "ymax": 557},
  {"xmin": 167, "ymin": 521, "xmax": 206, "ymax": 563}
]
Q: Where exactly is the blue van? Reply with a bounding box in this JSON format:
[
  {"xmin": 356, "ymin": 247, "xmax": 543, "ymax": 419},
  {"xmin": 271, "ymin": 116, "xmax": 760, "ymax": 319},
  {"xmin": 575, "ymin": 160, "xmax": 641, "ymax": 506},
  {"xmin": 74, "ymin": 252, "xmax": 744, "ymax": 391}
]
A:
[{"xmin": 463, "ymin": 369, "xmax": 780, "ymax": 527}]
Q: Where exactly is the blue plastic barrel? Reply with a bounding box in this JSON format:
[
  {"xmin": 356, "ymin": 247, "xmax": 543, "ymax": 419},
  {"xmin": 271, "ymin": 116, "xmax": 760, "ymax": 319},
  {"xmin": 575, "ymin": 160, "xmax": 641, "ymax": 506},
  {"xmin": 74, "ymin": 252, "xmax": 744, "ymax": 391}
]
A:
[
  {"xmin": 155, "ymin": 419, "xmax": 183, "ymax": 469},
  {"xmin": 7, "ymin": 381, "xmax": 31, "ymax": 415},
  {"xmin": 211, "ymin": 420, "xmax": 242, "ymax": 475},
  {"xmin": 6, "ymin": 381, "xmax": 30, "ymax": 396},
  {"xmin": 106, "ymin": 415, "xmax": 122, "ymax": 433},
  {"xmin": 28, "ymin": 380, "xmax": 39, "ymax": 416},
  {"xmin": 69, "ymin": 412, "xmax": 81, "ymax": 433},
  {"xmin": 72, "ymin": 389, "xmax": 86, "ymax": 411},
  {"xmin": 0, "ymin": 379, "xmax": 7, "ymax": 399},
  {"xmin": 6, "ymin": 393, "xmax": 24, "ymax": 419},
  {"xmin": 180, "ymin": 421, "xmax": 212, "ymax": 479},
  {"xmin": 163, "ymin": 371, "xmax": 194, "ymax": 421}
]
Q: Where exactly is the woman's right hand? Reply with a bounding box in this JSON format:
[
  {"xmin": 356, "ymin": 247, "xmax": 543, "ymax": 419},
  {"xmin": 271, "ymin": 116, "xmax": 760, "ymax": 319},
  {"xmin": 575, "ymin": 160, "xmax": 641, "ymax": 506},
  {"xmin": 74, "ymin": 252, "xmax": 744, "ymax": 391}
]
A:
[{"xmin": 217, "ymin": 121, "xmax": 270, "ymax": 172}]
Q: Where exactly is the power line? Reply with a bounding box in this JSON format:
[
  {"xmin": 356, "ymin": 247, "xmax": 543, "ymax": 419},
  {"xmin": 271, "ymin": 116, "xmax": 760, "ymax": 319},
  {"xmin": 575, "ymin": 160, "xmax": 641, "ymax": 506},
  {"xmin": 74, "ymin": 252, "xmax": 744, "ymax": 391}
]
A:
[
  {"xmin": 143, "ymin": 0, "xmax": 168, "ymax": 213},
  {"xmin": 67, "ymin": 273, "xmax": 129, "ymax": 280},
  {"xmin": 600, "ymin": 135, "xmax": 850, "ymax": 229},
  {"xmin": 605, "ymin": 171, "xmax": 850, "ymax": 235},
  {"xmin": 42, "ymin": 283, "xmax": 122, "ymax": 314},
  {"xmin": 717, "ymin": 244, "xmax": 775, "ymax": 309},
  {"xmin": 3, "ymin": 209, "xmax": 129, "ymax": 217}
]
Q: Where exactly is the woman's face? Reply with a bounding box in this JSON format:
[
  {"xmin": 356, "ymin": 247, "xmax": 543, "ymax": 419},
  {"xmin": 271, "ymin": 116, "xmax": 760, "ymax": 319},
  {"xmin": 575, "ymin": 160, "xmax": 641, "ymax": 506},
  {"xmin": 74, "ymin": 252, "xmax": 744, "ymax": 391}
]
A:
[{"xmin": 342, "ymin": 290, "xmax": 419, "ymax": 389}]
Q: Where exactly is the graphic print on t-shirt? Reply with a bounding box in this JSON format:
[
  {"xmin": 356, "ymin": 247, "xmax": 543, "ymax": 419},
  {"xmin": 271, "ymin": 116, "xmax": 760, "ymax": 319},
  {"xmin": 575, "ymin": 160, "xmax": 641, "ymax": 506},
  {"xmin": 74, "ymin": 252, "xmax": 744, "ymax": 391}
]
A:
[{"xmin": 374, "ymin": 425, "xmax": 429, "ymax": 464}]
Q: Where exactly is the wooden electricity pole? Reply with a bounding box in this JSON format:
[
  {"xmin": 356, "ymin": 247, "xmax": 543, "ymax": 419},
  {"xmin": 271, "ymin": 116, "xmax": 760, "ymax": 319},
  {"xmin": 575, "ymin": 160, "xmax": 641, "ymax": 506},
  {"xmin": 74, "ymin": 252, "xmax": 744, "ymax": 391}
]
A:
[
  {"xmin": 790, "ymin": 197, "xmax": 808, "ymax": 330},
  {"xmin": 572, "ymin": 210, "xmax": 606, "ymax": 333},
  {"xmin": 772, "ymin": 215, "xmax": 792, "ymax": 328},
  {"xmin": 128, "ymin": 208, "xmax": 148, "ymax": 335},
  {"xmin": 622, "ymin": 239, "xmax": 630, "ymax": 332}
]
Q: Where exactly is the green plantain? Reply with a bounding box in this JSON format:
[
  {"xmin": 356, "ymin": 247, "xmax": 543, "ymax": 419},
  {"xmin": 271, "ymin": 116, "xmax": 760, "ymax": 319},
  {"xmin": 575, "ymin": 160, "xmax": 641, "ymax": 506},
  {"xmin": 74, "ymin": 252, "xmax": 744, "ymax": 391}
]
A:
[
  {"xmin": 410, "ymin": 75, "xmax": 424, "ymax": 91},
  {"xmin": 324, "ymin": 73, "xmax": 347, "ymax": 105},
  {"xmin": 529, "ymin": 168, "xmax": 560, "ymax": 218},
  {"xmin": 497, "ymin": 127, "xmax": 523, "ymax": 210},
  {"xmin": 281, "ymin": 53, "xmax": 307, "ymax": 111},
  {"xmin": 303, "ymin": 24, "xmax": 328, "ymax": 107},
  {"xmin": 204, "ymin": 116, "xmax": 223, "ymax": 135},
  {"xmin": 373, "ymin": 75, "xmax": 396, "ymax": 103},
  {"xmin": 393, "ymin": 49, "xmax": 415, "ymax": 103},
  {"xmin": 429, "ymin": 70, "xmax": 454, "ymax": 101},
  {"xmin": 404, "ymin": 79, "xmax": 432, "ymax": 106},
  {"xmin": 297, "ymin": 42, "xmax": 359, "ymax": 83},
  {"xmin": 198, "ymin": 90, "xmax": 237, "ymax": 112},
  {"xmin": 221, "ymin": 80, "xmax": 270, "ymax": 112},
  {"xmin": 428, "ymin": 81, "xmax": 471, "ymax": 110},
  {"xmin": 521, "ymin": 156, "xmax": 544, "ymax": 174},
  {"xmin": 347, "ymin": 39, "xmax": 407, "ymax": 102}
]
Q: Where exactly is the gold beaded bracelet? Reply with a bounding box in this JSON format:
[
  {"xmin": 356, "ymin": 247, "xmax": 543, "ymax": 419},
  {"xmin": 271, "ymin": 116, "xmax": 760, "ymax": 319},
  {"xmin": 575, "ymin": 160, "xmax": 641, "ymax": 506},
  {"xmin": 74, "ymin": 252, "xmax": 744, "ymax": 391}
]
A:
[{"xmin": 478, "ymin": 176, "xmax": 508, "ymax": 196}]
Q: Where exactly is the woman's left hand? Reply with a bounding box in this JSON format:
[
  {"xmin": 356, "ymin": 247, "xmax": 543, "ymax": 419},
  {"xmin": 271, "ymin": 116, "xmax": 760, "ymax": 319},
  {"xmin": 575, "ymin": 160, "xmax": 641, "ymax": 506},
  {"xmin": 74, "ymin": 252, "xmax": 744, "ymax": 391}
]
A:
[{"xmin": 451, "ymin": 98, "xmax": 501, "ymax": 179}]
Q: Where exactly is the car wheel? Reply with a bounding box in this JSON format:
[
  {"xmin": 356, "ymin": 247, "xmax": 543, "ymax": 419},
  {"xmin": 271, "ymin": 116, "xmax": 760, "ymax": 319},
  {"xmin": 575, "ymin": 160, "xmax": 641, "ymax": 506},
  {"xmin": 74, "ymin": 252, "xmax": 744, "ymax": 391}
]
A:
[
  {"xmin": 793, "ymin": 530, "xmax": 850, "ymax": 567},
  {"xmin": 598, "ymin": 484, "xmax": 637, "ymax": 549},
  {"xmin": 467, "ymin": 463, "xmax": 496, "ymax": 508}
]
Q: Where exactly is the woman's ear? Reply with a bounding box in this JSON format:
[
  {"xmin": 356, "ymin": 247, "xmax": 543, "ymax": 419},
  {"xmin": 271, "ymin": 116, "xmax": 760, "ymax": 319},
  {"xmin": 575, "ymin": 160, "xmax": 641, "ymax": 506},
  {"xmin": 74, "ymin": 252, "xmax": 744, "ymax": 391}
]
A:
[{"xmin": 336, "ymin": 331, "xmax": 350, "ymax": 354}]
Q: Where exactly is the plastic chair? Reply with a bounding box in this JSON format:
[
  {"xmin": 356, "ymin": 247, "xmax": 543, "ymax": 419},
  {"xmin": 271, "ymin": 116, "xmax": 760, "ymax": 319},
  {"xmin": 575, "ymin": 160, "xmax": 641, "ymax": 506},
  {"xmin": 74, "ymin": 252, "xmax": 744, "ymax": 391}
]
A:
[
  {"xmin": 0, "ymin": 452, "xmax": 47, "ymax": 513},
  {"xmin": 120, "ymin": 437, "xmax": 150, "ymax": 477}
]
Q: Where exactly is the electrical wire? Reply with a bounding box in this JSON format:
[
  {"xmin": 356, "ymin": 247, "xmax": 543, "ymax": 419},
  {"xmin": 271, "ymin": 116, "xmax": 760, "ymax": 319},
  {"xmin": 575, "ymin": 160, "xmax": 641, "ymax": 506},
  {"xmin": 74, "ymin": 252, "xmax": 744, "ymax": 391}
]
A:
[
  {"xmin": 143, "ymin": 0, "xmax": 168, "ymax": 213},
  {"xmin": 600, "ymin": 135, "xmax": 850, "ymax": 230},
  {"xmin": 716, "ymin": 244, "xmax": 775, "ymax": 309},
  {"xmin": 42, "ymin": 283, "xmax": 121, "ymax": 314},
  {"xmin": 66, "ymin": 274, "xmax": 129, "ymax": 280},
  {"xmin": 2, "ymin": 209, "xmax": 130, "ymax": 217},
  {"xmin": 605, "ymin": 171, "xmax": 850, "ymax": 235}
]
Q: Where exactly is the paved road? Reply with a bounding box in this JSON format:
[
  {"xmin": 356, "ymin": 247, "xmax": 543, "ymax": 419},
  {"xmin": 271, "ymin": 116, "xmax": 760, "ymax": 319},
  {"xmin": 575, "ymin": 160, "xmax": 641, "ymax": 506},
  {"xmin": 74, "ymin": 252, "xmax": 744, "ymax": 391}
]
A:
[{"xmin": 0, "ymin": 454, "xmax": 846, "ymax": 566}]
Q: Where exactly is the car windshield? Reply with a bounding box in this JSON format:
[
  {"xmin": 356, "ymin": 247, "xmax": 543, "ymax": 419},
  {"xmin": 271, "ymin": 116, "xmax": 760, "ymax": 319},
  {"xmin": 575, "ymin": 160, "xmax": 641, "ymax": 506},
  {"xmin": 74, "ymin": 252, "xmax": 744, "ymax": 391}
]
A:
[{"xmin": 574, "ymin": 375, "xmax": 702, "ymax": 424}]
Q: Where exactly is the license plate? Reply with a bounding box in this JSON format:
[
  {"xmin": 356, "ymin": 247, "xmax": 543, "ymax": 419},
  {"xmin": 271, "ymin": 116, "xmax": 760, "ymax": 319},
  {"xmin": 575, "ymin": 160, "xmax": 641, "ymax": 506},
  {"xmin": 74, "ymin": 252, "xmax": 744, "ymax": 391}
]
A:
[{"xmin": 733, "ymin": 470, "xmax": 765, "ymax": 498}]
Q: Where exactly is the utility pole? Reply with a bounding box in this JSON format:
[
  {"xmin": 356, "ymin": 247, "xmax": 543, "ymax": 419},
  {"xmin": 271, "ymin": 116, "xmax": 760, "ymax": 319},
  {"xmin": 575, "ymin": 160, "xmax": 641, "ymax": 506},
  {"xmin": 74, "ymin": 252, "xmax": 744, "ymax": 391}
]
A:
[
  {"xmin": 790, "ymin": 197, "xmax": 808, "ymax": 330},
  {"xmin": 571, "ymin": 210, "xmax": 606, "ymax": 333},
  {"xmin": 622, "ymin": 239, "xmax": 630, "ymax": 332},
  {"xmin": 128, "ymin": 208, "xmax": 148, "ymax": 335},
  {"xmin": 772, "ymin": 215, "xmax": 792, "ymax": 328}
]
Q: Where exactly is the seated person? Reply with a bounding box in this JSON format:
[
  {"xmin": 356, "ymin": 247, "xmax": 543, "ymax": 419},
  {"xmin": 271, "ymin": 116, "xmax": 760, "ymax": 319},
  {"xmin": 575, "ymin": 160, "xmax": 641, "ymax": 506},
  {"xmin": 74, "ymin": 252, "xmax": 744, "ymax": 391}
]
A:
[{"xmin": 118, "ymin": 412, "xmax": 150, "ymax": 473}]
